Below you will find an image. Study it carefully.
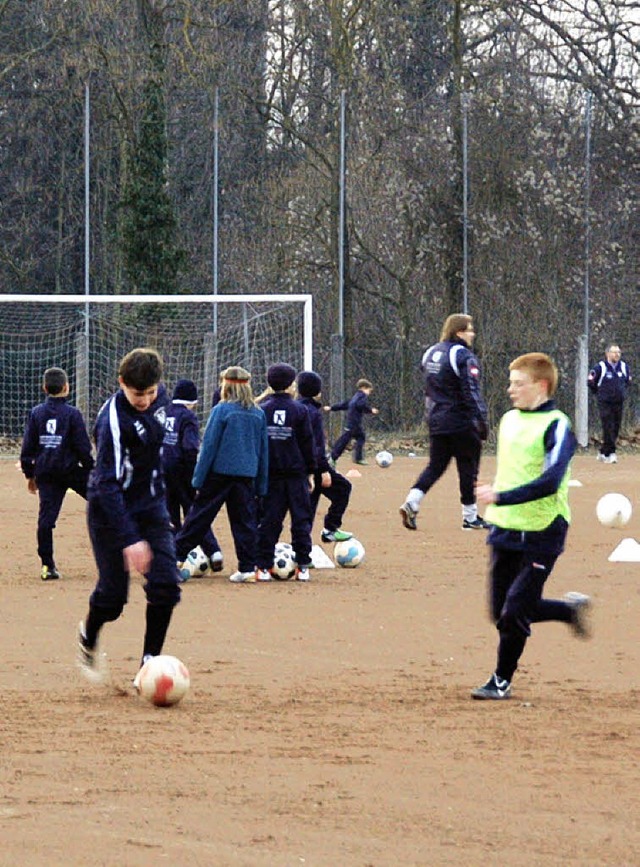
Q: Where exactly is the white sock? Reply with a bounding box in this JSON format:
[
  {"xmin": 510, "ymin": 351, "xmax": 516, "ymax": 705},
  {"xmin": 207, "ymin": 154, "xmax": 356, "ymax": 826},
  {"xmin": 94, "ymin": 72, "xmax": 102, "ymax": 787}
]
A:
[
  {"xmin": 406, "ymin": 488, "xmax": 425, "ymax": 511},
  {"xmin": 462, "ymin": 504, "xmax": 478, "ymax": 522}
]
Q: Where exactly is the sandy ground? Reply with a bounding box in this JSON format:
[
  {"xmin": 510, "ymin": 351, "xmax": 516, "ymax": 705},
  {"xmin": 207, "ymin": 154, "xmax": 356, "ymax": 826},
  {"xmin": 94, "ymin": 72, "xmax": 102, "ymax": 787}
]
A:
[{"xmin": 0, "ymin": 452, "xmax": 639, "ymax": 866}]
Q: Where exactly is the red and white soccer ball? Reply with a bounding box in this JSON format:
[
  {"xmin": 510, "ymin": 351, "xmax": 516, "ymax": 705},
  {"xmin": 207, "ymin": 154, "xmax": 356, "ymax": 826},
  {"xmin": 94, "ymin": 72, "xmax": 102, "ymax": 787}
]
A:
[{"xmin": 137, "ymin": 655, "xmax": 190, "ymax": 707}]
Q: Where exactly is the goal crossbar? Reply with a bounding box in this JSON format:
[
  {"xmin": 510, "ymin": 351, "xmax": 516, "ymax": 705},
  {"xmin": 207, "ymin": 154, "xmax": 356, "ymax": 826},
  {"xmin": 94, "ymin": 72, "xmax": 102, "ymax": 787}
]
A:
[
  {"xmin": 0, "ymin": 293, "xmax": 314, "ymax": 438},
  {"xmin": 0, "ymin": 294, "xmax": 313, "ymax": 371}
]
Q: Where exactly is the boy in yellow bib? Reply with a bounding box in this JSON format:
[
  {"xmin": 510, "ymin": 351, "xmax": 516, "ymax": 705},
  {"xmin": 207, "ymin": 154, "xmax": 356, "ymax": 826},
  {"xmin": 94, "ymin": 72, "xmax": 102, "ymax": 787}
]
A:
[{"xmin": 473, "ymin": 353, "xmax": 592, "ymax": 700}]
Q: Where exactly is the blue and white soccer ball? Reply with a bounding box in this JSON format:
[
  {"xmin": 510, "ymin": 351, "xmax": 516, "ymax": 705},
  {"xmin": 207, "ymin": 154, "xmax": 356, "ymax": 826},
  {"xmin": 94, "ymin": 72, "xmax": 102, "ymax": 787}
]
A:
[
  {"xmin": 334, "ymin": 537, "xmax": 365, "ymax": 568},
  {"xmin": 272, "ymin": 544, "xmax": 297, "ymax": 580},
  {"xmin": 179, "ymin": 546, "xmax": 210, "ymax": 581},
  {"xmin": 375, "ymin": 450, "xmax": 393, "ymax": 468}
]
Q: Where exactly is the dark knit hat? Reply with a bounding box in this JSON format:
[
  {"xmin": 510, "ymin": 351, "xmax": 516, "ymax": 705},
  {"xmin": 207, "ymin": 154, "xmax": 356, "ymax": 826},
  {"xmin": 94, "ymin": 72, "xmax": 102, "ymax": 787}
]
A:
[
  {"xmin": 267, "ymin": 363, "xmax": 296, "ymax": 391},
  {"xmin": 172, "ymin": 378, "xmax": 198, "ymax": 403},
  {"xmin": 297, "ymin": 370, "xmax": 322, "ymax": 398}
]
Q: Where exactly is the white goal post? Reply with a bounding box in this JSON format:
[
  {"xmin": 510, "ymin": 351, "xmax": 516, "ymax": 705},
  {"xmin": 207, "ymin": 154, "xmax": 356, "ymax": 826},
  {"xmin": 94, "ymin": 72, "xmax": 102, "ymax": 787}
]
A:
[{"xmin": 0, "ymin": 293, "xmax": 313, "ymax": 439}]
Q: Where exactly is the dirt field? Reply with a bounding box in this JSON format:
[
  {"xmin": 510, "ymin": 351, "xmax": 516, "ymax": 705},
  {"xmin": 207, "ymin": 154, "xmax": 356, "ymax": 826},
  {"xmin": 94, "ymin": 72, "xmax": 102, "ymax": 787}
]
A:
[{"xmin": 1, "ymin": 452, "xmax": 639, "ymax": 866}]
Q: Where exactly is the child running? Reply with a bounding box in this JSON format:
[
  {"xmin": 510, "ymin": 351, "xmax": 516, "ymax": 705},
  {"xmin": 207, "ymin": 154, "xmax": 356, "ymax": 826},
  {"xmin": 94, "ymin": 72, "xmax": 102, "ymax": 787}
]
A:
[
  {"xmin": 472, "ymin": 352, "xmax": 592, "ymax": 700},
  {"xmin": 163, "ymin": 378, "xmax": 222, "ymax": 575},
  {"xmin": 324, "ymin": 379, "xmax": 379, "ymax": 465},
  {"xmin": 77, "ymin": 348, "xmax": 181, "ymax": 684},
  {"xmin": 174, "ymin": 367, "xmax": 268, "ymax": 584},
  {"xmin": 255, "ymin": 363, "xmax": 316, "ymax": 582},
  {"xmin": 296, "ymin": 370, "xmax": 353, "ymax": 544},
  {"xmin": 20, "ymin": 367, "xmax": 94, "ymax": 581}
]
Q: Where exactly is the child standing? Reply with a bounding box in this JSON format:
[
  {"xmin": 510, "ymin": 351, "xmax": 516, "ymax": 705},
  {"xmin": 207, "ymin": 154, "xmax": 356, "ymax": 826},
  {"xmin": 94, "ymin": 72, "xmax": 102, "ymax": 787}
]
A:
[
  {"xmin": 20, "ymin": 367, "xmax": 94, "ymax": 581},
  {"xmin": 174, "ymin": 367, "xmax": 268, "ymax": 584},
  {"xmin": 255, "ymin": 363, "xmax": 316, "ymax": 582},
  {"xmin": 324, "ymin": 378, "xmax": 379, "ymax": 465},
  {"xmin": 77, "ymin": 348, "xmax": 182, "ymax": 684},
  {"xmin": 472, "ymin": 352, "xmax": 592, "ymax": 701},
  {"xmin": 296, "ymin": 370, "xmax": 353, "ymax": 544},
  {"xmin": 163, "ymin": 378, "xmax": 222, "ymax": 574}
]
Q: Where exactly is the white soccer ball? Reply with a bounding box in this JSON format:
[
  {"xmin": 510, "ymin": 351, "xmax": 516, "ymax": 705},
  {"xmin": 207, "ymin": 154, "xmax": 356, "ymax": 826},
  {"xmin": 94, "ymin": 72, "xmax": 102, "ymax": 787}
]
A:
[
  {"xmin": 179, "ymin": 545, "xmax": 210, "ymax": 581},
  {"xmin": 596, "ymin": 493, "xmax": 632, "ymax": 528},
  {"xmin": 272, "ymin": 546, "xmax": 297, "ymax": 580},
  {"xmin": 375, "ymin": 450, "xmax": 393, "ymax": 468},
  {"xmin": 137, "ymin": 655, "xmax": 190, "ymax": 707},
  {"xmin": 334, "ymin": 537, "xmax": 365, "ymax": 568}
]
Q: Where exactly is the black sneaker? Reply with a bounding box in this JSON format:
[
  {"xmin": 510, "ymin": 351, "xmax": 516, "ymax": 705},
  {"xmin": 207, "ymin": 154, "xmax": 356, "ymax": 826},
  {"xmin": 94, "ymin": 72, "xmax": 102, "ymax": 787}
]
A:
[
  {"xmin": 209, "ymin": 552, "xmax": 224, "ymax": 573},
  {"xmin": 462, "ymin": 517, "xmax": 491, "ymax": 530},
  {"xmin": 564, "ymin": 592, "xmax": 592, "ymax": 639},
  {"xmin": 41, "ymin": 565, "xmax": 60, "ymax": 581},
  {"xmin": 399, "ymin": 502, "xmax": 418, "ymax": 530},
  {"xmin": 471, "ymin": 673, "xmax": 511, "ymax": 700}
]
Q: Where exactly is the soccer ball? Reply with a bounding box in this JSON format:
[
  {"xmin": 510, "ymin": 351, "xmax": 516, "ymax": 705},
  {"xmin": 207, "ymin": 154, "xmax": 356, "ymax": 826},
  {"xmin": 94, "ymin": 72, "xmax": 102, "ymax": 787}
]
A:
[
  {"xmin": 596, "ymin": 493, "xmax": 632, "ymax": 528},
  {"xmin": 334, "ymin": 537, "xmax": 365, "ymax": 568},
  {"xmin": 179, "ymin": 546, "xmax": 210, "ymax": 581},
  {"xmin": 137, "ymin": 655, "xmax": 190, "ymax": 707},
  {"xmin": 375, "ymin": 450, "xmax": 393, "ymax": 468},
  {"xmin": 272, "ymin": 545, "xmax": 297, "ymax": 580}
]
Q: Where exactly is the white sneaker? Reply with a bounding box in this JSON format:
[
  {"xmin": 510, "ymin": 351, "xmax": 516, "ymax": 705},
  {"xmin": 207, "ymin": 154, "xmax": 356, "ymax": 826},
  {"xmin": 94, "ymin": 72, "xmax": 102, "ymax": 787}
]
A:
[
  {"xmin": 76, "ymin": 621, "xmax": 106, "ymax": 685},
  {"xmin": 132, "ymin": 654, "xmax": 153, "ymax": 691},
  {"xmin": 256, "ymin": 568, "xmax": 273, "ymax": 582},
  {"xmin": 229, "ymin": 570, "xmax": 257, "ymax": 583},
  {"xmin": 596, "ymin": 453, "xmax": 606, "ymax": 462},
  {"xmin": 564, "ymin": 592, "xmax": 592, "ymax": 639},
  {"xmin": 608, "ymin": 454, "xmax": 618, "ymax": 463},
  {"xmin": 296, "ymin": 566, "xmax": 311, "ymax": 582}
]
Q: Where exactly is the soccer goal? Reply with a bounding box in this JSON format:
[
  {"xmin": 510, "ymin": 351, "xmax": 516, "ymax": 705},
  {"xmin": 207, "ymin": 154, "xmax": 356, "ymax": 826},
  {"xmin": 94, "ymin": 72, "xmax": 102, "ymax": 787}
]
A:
[{"xmin": 0, "ymin": 293, "xmax": 313, "ymax": 439}]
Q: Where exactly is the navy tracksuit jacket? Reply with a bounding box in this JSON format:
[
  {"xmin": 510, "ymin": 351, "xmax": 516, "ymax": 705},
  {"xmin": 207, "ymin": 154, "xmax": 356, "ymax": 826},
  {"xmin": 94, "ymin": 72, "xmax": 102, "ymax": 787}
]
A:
[
  {"xmin": 20, "ymin": 396, "xmax": 94, "ymax": 568},
  {"xmin": 257, "ymin": 393, "xmax": 316, "ymax": 569}
]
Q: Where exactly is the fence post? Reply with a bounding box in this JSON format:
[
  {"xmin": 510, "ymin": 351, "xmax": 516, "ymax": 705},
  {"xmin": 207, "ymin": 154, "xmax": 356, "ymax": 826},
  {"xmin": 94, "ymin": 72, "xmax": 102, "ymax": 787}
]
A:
[{"xmin": 575, "ymin": 333, "xmax": 589, "ymax": 447}]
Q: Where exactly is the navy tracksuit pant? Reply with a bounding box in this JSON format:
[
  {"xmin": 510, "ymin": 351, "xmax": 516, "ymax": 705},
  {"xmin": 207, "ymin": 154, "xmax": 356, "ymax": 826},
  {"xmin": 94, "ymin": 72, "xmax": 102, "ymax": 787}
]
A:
[
  {"xmin": 413, "ymin": 430, "xmax": 481, "ymax": 505},
  {"xmin": 257, "ymin": 475, "xmax": 313, "ymax": 569},
  {"xmin": 489, "ymin": 518, "xmax": 570, "ymax": 683},
  {"xmin": 598, "ymin": 400, "xmax": 623, "ymax": 456},
  {"xmin": 37, "ymin": 469, "xmax": 89, "ymax": 568},
  {"xmin": 165, "ymin": 470, "xmax": 220, "ymax": 558},
  {"xmin": 331, "ymin": 426, "xmax": 366, "ymax": 462},
  {"xmin": 175, "ymin": 474, "xmax": 257, "ymax": 573},
  {"xmin": 310, "ymin": 468, "xmax": 351, "ymax": 532}
]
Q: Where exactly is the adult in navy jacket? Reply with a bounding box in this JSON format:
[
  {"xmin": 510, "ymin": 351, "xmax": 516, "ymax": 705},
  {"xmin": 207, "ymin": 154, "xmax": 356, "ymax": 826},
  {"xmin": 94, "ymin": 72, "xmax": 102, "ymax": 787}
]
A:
[
  {"xmin": 400, "ymin": 313, "xmax": 489, "ymax": 532},
  {"xmin": 587, "ymin": 343, "xmax": 632, "ymax": 463}
]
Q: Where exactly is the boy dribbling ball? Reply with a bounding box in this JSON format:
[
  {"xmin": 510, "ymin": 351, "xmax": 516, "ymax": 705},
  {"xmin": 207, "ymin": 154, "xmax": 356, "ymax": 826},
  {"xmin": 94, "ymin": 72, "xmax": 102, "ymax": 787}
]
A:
[{"xmin": 77, "ymin": 348, "xmax": 182, "ymax": 686}]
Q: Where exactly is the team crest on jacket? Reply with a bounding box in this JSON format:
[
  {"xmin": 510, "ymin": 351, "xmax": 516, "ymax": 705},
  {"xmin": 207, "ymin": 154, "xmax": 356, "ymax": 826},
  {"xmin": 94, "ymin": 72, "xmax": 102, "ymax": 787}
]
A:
[
  {"xmin": 154, "ymin": 407, "xmax": 167, "ymax": 426},
  {"xmin": 273, "ymin": 409, "xmax": 287, "ymax": 426},
  {"xmin": 46, "ymin": 419, "xmax": 57, "ymax": 434}
]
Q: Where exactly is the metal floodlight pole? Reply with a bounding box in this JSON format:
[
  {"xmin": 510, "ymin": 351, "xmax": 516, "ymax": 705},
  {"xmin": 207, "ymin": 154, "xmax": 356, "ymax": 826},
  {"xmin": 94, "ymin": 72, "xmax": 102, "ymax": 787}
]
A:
[
  {"xmin": 583, "ymin": 91, "xmax": 592, "ymax": 339},
  {"xmin": 461, "ymin": 91, "xmax": 471, "ymax": 315},
  {"xmin": 212, "ymin": 86, "xmax": 219, "ymax": 323},
  {"xmin": 82, "ymin": 80, "xmax": 91, "ymax": 420},
  {"xmin": 575, "ymin": 90, "xmax": 593, "ymax": 448},
  {"xmin": 338, "ymin": 89, "xmax": 346, "ymax": 342},
  {"xmin": 84, "ymin": 82, "xmax": 90, "ymax": 305}
]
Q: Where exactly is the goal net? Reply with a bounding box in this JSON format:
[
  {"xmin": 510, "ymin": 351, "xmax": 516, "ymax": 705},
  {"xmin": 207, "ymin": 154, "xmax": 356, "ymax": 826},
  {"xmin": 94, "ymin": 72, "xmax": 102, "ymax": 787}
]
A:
[{"xmin": 0, "ymin": 294, "xmax": 312, "ymax": 440}]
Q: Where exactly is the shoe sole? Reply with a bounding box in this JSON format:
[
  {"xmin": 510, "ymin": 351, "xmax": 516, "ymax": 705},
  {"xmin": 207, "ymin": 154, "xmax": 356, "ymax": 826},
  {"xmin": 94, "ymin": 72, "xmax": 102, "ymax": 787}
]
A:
[
  {"xmin": 471, "ymin": 689, "xmax": 511, "ymax": 700},
  {"xmin": 399, "ymin": 506, "xmax": 417, "ymax": 530}
]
